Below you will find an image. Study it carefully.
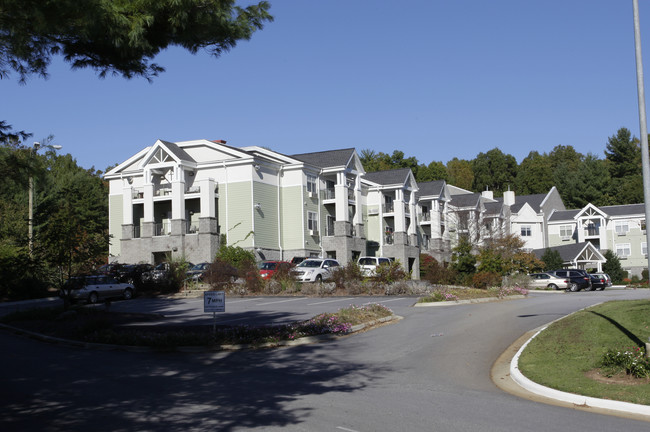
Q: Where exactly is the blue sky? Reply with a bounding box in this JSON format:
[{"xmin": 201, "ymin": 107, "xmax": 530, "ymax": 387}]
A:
[{"xmin": 2, "ymin": 1, "xmax": 649, "ymax": 171}]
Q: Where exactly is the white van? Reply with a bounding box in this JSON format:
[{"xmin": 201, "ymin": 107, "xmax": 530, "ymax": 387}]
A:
[{"xmin": 357, "ymin": 256, "xmax": 392, "ymax": 277}]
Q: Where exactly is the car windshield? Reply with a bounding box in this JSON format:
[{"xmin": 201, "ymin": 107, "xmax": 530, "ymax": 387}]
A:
[
  {"xmin": 192, "ymin": 263, "xmax": 209, "ymax": 270},
  {"xmin": 358, "ymin": 258, "xmax": 376, "ymax": 266},
  {"xmin": 260, "ymin": 262, "xmax": 277, "ymax": 270},
  {"xmin": 298, "ymin": 260, "xmax": 322, "ymax": 268}
]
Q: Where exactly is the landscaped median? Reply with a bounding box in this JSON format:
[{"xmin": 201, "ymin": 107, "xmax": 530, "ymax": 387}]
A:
[
  {"xmin": 415, "ymin": 286, "xmax": 529, "ymax": 306},
  {"xmin": 517, "ymin": 299, "xmax": 650, "ymax": 406},
  {"xmin": 0, "ymin": 303, "xmax": 399, "ymax": 352}
]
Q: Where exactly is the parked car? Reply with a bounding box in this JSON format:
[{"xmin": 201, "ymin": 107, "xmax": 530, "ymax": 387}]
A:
[
  {"xmin": 589, "ymin": 273, "xmax": 611, "ymax": 291},
  {"xmin": 546, "ymin": 269, "xmax": 592, "ymax": 292},
  {"xmin": 186, "ymin": 262, "xmax": 211, "ymax": 282},
  {"xmin": 258, "ymin": 260, "xmax": 292, "ymax": 279},
  {"xmin": 143, "ymin": 262, "xmax": 194, "ymax": 284},
  {"xmin": 118, "ymin": 263, "xmax": 154, "ymax": 286},
  {"xmin": 527, "ymin": 272, "xmax": 570, "ymax": 290},
  {"xmin": 60, "ymin": 275, "xmax": 136, "ymax": 304},
  {"xmin": 357, "ymin": 256, "xmax": 392, "ymax": 277},
  {"xmin": 290, "ymin": 256, "xmax": 307, "ymax": 265},
  {"xmin": 291, "ymin": 258, "xmax": 340, "ymax": 282}
]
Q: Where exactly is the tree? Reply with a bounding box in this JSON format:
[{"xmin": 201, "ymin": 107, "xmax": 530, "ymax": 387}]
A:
[
  {"xmin": 602, "ymin": 249, "xmax": 627, "ymax": 283},
  {"xmin": 416, "ymin": 160, "xmax": 448, "ymax": 182},
  {"xmin": 516, "ymin": 151, "xmax": 554, "ymax": 195},
  {"xmin": 471, "ymin": 148, "xmax": 517, "ymax": 197},
  {"xmin": 0, "ymin": 0, "xmax": 273, "ymax": 81},
  {"xmin": 541, "ymin": 248, "xmax": 563, "ymax": 271},
  {"xmin": 446, "ymin": 158, "xmax": 474, "ymax": 190},
  {"xmin": 604, "ymin": 128, "xmax": 641, "ymax": 179}
]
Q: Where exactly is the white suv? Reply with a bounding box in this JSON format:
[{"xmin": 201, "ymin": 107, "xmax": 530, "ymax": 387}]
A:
[
  {"xmin": 291, "ymin": 258, "xmax": 340, "ymax": 282},
  {"xmin": 358, "ymin": 256, "xmax": 392, "ymax": 277}
]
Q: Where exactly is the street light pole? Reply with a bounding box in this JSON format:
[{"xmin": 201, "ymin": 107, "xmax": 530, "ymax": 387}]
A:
[{"xmin": 28, "ymin": 141, "xmax": 62, "ymax": 257}]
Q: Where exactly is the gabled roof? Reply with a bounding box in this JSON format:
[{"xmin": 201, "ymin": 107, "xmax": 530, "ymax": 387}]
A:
[
  {"xmin": 449, "ymin": 193, "xmax": 482, "ymax": 209},
  {"xmin": 416, "ymin": 180, "xmax": 446, "ymax": 198},
  {"xmin": 509, "ymin": 193, "xmax": 547, "ymax": 213},
  {"xmin": 533, "ymin": 242, "xmax": 605, "ymax": 264},
  {"xmin": 548, "ymin": 209, "xmax": 580, "ymax": 222},
  {"xmin": 362, "ymin": 168, "xmax": 411, "ymax": 186},
  {"xmin": 290, "ymin": 148, "xmax": 356, "ymax": 169},
  {"xmin": 484, "ymin": 201, "xmax": 504, "ymax": 217}
]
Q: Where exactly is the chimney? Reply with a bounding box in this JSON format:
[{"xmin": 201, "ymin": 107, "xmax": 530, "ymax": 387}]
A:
[
  {"xmin": 503, "ymin": 188, "xmax": 515, "ymax": 206},
  {"xmin": 481, "ymin": 189, "xmax": 494, "ymax": 200}
]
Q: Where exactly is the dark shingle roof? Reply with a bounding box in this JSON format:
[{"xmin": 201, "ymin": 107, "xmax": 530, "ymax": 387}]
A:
[
  {"xmin": 416, "ymin": 180, "xmax": 445, "ymax": 198},
  {"xmin": 290, "ymin": 148, "xmax": 355, "ymax": 169},
  {"xmin": 598, "ymin": 203, "xmax": 645, "ymax": 216},
  {"xmin": 532, "ymin": 242, "xmax": 594, "ymax": 262},
  {"xmin": 362, "ymin": 168, "xmax": 412, "ymax": 186},
  {"xmin": 450, "ymin": 193, "xmax": 481, "ymax": 208},
  {"xmin": 484, "ymin": 201, "xmax": 503, "ymax": 216},
  {"xmin": 548, "ymin": 209, "xmax": 580, "ymax": 221}
]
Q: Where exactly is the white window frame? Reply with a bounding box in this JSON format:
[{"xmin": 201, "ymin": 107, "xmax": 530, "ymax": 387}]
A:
[
  {"xmin": 520, "ymin": 225, "xmax": 532, "ymax": 237},
  {"xmin": 306, "ymin": 174, "xmax": 317, "ymax": 194},
  {"xmin": 559, "ymin": 225, "xmax": 573, "ymax": 240},
  {"xmin": 307, "ymin": 211, "xmax": 318, "ymax": 233},
  {"xmin": 615, "ymin": 220, "xmax": 629, "ymax": 236},
  {"xmin": 643, "ymin": 242, "xmax": 647, "ymax": 256},
  {"xmin": 616, "ymin": 243, "xmax": 631, "ymax": 258}
]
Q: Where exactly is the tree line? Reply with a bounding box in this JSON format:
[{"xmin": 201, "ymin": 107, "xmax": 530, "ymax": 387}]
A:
[{"xmin": 361, "ymin": 127, "xmax": 643, "ymax": 209}]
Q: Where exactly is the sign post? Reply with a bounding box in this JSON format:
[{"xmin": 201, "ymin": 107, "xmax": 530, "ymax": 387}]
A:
[{"xmin": 204, "ymin": 291, "xmax": 225, "ymax": 335}]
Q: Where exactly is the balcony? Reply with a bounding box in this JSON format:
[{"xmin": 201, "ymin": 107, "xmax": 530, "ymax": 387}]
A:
[
  {"xmin": 324, "ymin": 188, "xmax": 336, "ymax": 200},
  {"xmin": 584, "ymin": 227, "xmax": 599, "ymax": 237},
  {"xmin": 154, "ymin": 222, "xmax": 171, "ymax": 236},
  {"xmin": 420, "ymin": 213, "xmax": 431, "ymax": 222},
  {"xmin": 155, "ymin": 186, "xmax": 172, "ymax": 197},
  {"xmin": 133, "ymin": 225, "xmax": 141, "ymax": 238},
  {"xmin": 185, "ymin": 221, "xmax": 199, "ymax": 234},
  {"xmin": 385, "ymin": 233, "xmax": 394, "ymax": 244},
  {"xmin": 186, "ymin": 186, "xmax": 200, "ymax": 194},
  {"xmin": 132, "ymin": 188, "xmax": 144, "ymax": 199},
  {"xmin": 383, "ymin": 202, "xmax": 394, "ymax": 213}
]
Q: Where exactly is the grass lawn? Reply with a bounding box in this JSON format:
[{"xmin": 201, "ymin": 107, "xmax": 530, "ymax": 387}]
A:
[{"xmin": 518, "ymin": 300, "xmax": 650, "ymax": 405}]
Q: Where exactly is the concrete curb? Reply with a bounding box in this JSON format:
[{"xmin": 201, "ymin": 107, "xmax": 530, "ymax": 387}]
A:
[
  {"xmin": 510, "ymin": 326, "xmax": 650, "ymax": 417},
  {"xmin": 414, "ymin": 295, "xmax": 527, "ymax": 307},
  {"xmin": 0, "ymin": 314, "xmax": 403, "ymax": 353}
]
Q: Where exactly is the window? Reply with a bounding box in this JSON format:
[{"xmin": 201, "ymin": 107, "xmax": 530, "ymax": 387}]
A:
[
  {"xmin": 616, "ymin": 243, "xmax": 631, "ymax": 258},
  {"xmin": 559, "ymin": 225, "xmax": 573, "ymax": 239},
  {"xmin": 615, "ymin": 221, "xmax": 629, "ymax": 236},
  {"xmin": 643, "ymin": 242, "xmax": 647, "ymax": 256},
  {"xmin": 520, "ymin": 225, "xmax": 532, "ymax": 237},
  {"xmin": 307, "ymin": 174, "xmax": 317, "ymax": 194},
  {"xmin": 642, "ymin": 220, "xmax": 647, "ymax": 232},
  {"xmin": 307, "ymin": 211, "xmax": 318, "ymax": 232}
]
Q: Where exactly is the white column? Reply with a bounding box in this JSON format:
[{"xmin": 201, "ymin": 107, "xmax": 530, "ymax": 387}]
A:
[
  {"xmin": 394, "ymin": 189, "xmax": 405, "ymax": 232},
  {"xmin": 200, "ymin": 178, "xmax": 216, "ymax": 217},
  {"xmin": 408, "ymin": 193, "xmax": 417, "ymax": 235},
  {"xmin": 143, "ymin": 169, "xmax": 154, "ymax": 222},
  {"xmin": 353, "ymin": 174, "xmax": 362, "ymax": 225},
  {"xmin": 122, "ymin": 183, "xmax": 133, "ymax": 224},
  {"xmin": 335, "ymin": 172, "xmax": 348, "ymax": 222},
  {"xmin": 171, "ymin": 166, "xmax": 185, "ymax": 220}
]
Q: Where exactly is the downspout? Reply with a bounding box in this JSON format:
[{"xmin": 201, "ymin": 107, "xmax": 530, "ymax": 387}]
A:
[
  {"xmin": 223, "ymin": 161, "xmax": 229, "ymax": 245},
  {"xmin": 277, "ymin": 166, "xmax": 283, "ymax": 259}
]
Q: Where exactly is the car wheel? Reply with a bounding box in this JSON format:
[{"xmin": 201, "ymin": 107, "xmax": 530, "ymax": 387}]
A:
[
  {"xmin": 597, "ymin": 286, "xmax": 605, "ymax": 291},
  {"xmin": 88, "ymin": 292, "xmax": 99, "ymax": 304},
  {"xmin": 315, "ymin": 274, "xmax": 323, "ymax": 283},
  {"xmin": 568, "ymin": 283, "xmax": 579, "ymax": 292},
  {"xmin": 548, "ymin": 283, "xmax": 558, "ymax": 290},
  {"xmin": 123, "ymin": 288, "xmax": 133, "ymax": 300}
]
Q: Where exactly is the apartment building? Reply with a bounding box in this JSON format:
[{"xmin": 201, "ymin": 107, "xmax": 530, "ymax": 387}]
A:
[{"xmin": 106, "ymin": 139, "xmax": 574, "ymax": 279}]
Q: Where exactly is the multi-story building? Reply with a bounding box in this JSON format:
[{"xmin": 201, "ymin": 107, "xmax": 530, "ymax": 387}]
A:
[
  {"xmin": 106, "ymin": 138, "xmax": 579, "ymax": 279},
  {"xmin": 547, "ymin": 203, "xmax": 647, "ymax": 277}
]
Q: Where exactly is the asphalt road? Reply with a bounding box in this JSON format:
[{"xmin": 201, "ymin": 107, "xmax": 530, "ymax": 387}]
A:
[{"xmin": 2, "ymin": 289, "xmax": 650, "ymax": 431}]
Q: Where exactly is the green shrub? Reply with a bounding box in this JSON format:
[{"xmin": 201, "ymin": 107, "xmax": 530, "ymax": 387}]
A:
[
  {"xmin": 420, "ymin": 254, "xmax": 455, "ymax": 285},
  {"xmin": 374, "ymin": 260, "xmax": 408, "ymax": 283},
  {"xmin": 601, "ymin": 347, "xmax": 650, "ymax": 378},
  {"xmin": 330, "ymin": 262, "xmax": 363, "ymax": 289}
]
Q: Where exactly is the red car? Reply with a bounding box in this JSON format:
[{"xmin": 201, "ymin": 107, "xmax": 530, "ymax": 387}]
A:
[{"xmin": 259, "ymin": 261, "xmax": 292, "ymax": 279}]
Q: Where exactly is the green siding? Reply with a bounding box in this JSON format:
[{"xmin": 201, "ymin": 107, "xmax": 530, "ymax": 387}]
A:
[
  {"xmin": 109, "ymin": 195, "xmax": 123, "ymax": 257},
  {"xmin": 224, "ymin": 181, "xmax": 253, "ymax": 247},
  {"xmin": 366, "ymin": 214, "xmax": 380, "ymax": 243},
  {"xmin": 253, "ymin": 182, "xmax": 279, "ymax": 248},
  {"xmin": 281, "ymin": 186, "xmax": 304, "ymax": 249}
]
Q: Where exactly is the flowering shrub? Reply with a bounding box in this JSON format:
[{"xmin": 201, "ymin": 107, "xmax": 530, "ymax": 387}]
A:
[
  {"xmin": 601, "ymin": 346, "xmax": 650, "ymax": 378},
  {"xmin": 496, "ymin": 285, "xmax": 529, "ymax": 299}
]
